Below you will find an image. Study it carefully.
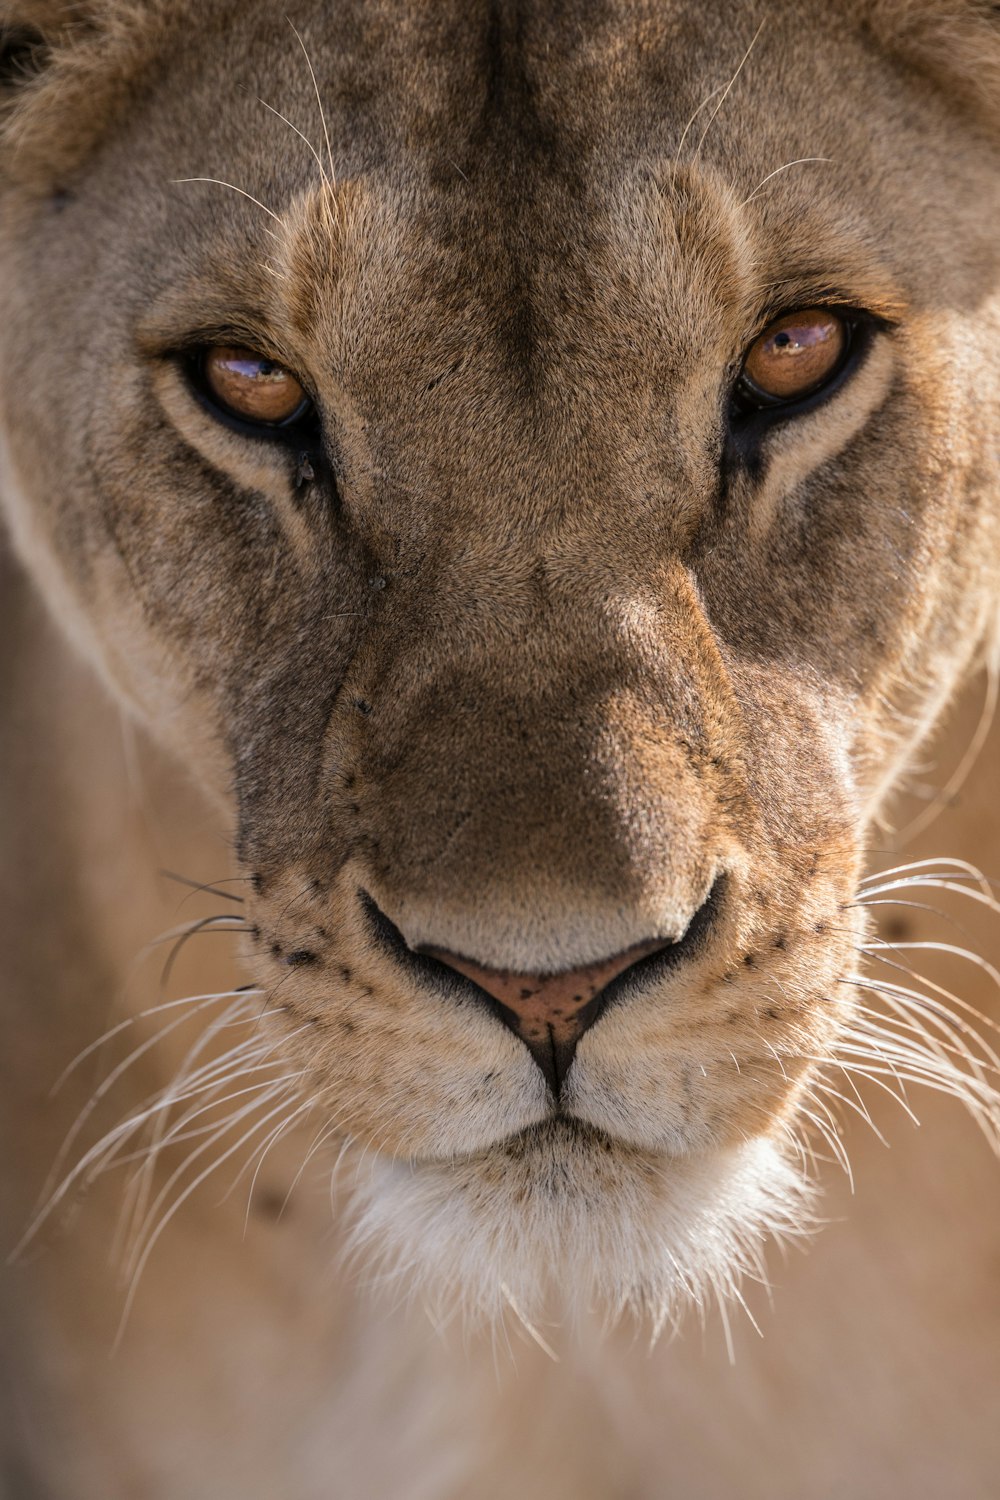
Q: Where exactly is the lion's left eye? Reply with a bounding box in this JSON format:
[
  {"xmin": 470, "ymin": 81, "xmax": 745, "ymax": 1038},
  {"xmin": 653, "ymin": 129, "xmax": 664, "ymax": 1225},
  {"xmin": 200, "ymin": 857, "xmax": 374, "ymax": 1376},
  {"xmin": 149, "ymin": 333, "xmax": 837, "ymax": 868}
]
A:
[
  {"xmin": 737, "ymin": 309, "xmax": 849, "ymax": 409},
  {"xmin": 198, "ymin": 346, "xmax": 313, "ymax": 428}
]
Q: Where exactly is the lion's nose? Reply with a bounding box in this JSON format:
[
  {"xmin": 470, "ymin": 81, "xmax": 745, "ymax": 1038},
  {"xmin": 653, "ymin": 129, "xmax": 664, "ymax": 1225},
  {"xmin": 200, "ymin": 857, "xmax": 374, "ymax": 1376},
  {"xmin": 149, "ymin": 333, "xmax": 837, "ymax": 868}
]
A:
[
  {"xmin": 421, "ymin": 938, "xmax": 673, "ymax": 1094},
  {"xmin": 362, "ymin": 881, "xmax": 723, "ymax": 1096}
]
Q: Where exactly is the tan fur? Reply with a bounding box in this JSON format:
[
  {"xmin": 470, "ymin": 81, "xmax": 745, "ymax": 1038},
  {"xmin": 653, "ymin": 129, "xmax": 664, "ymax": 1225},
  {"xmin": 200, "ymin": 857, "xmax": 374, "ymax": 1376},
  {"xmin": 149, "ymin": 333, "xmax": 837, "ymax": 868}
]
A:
[{"xmin": 1, "ymin": 1, "xmax": 998, "ymax": 1494}]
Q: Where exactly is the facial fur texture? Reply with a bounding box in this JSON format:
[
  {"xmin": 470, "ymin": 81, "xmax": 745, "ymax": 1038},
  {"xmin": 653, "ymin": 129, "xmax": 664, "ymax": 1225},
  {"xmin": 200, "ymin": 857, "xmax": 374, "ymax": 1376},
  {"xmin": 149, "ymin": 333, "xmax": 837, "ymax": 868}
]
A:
[{"xmin": 0, "ymin": 0, "xmax": 998, "ymax": 1326}]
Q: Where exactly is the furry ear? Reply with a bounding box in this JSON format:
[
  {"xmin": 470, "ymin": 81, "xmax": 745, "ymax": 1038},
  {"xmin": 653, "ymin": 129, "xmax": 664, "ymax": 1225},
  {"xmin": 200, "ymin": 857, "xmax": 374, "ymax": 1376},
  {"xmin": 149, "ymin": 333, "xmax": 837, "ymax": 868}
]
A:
[
  {"xmin": 0, "ymin": 2, "xmax": 173, "ymax": 183},
  {"xmin": 0, "ymin": 21, "xmax": 51, "ymax": 97},
  {"xmin": 0, "ymin": 3, "xmax": 95, "ymax": 78},
  {"xmin": 0, "ymin": 5, "xmax": 93, "ymax": 116}
]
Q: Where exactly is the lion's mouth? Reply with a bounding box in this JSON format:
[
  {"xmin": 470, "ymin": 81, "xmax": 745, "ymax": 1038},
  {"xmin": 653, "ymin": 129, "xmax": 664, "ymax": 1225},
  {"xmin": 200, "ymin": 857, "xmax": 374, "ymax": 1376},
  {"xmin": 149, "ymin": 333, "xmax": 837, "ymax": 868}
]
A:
[{"xmin": 435, "ymin": 1113, "xmax": 618, "ymax": 1169}]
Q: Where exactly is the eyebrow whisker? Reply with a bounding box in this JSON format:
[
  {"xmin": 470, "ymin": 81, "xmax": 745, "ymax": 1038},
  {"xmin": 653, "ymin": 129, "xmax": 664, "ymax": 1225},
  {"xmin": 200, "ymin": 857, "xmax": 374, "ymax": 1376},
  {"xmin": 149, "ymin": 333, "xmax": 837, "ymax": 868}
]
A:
[
  {"xmin": 172, "ymin": 177, "xmax": 283, "ymax": 229},
  {"xmin": 739, "ymin": 157, "xmax": 833, "ymax": 209},
  {"xmin": 693, "ymin": 18, "xmax": 768, "ymax": 161}
]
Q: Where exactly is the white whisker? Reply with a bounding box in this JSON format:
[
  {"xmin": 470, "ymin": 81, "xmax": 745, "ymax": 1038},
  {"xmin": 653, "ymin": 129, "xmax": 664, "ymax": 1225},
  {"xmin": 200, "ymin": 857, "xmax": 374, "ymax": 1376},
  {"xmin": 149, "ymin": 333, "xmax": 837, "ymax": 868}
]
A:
[
  {"xmin": 288, "ymin": 19, "xmax": 336, "ymax": 186},
  {"xmin": 693, "ymin": 19, "xmax": 766, "ymax": 160},
  {"xmin": 894, "ymin": 663, "xmax": 998, "ymax": 841},
  {"xmin": 36, "ymin": 993, "xmax": 257, "ymax": 1214},
  {"xmin": 672, "ymin": 81, "xmax": 727, "ymax": 168},
  {"xmin": 49, "ymin": 988, "xmax": 258, "ymax": 1096},
  {"xmin": 865, "ymin": 940, "xmax": 1000, "ymax": 992},
  {"xmin": 859, "ymin": 857, "xmax": 996, "ymax": 897},
  {"xmin": 172, "ymin": 177, "xmax": 282, "ymax": 230},
  {"xmin": 115, "ymin": 1091, "xmax": 301, "ymax": 1347},
  {"xmin": 739, "ymin": 157, "xmax": 832, "ymax": 208},
  {"xmin": 255, "ymin": 94, "xmax": 329, "ymax": 183}
]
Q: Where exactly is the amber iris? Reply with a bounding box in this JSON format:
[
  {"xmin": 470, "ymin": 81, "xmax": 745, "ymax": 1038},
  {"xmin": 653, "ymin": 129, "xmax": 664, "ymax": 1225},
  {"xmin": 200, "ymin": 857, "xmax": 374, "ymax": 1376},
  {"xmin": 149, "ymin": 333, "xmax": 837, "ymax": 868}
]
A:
[
  {"xmin": 741, "ymin": 309, "xmax": 847, "ymax": 403},
  {"xmin": 203, "ymin": 346, "xmax": 309, "ymax": 425}
]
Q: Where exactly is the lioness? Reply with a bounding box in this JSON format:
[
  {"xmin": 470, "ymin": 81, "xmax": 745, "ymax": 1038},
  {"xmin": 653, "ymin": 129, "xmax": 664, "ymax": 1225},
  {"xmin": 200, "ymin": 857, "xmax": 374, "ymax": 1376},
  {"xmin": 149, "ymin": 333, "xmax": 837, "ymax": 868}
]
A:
[{"xmin": 1, "ymin": 1, "xmax": 998, "ymax": 1495}]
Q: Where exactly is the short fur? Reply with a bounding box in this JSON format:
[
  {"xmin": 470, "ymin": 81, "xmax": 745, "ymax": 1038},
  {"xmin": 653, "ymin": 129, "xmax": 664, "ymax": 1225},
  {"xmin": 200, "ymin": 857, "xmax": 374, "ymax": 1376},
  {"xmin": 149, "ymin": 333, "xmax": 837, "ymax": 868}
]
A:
[{"xmin": 1, "ymin": 1, "xmax": 998, "ymax": 1495}]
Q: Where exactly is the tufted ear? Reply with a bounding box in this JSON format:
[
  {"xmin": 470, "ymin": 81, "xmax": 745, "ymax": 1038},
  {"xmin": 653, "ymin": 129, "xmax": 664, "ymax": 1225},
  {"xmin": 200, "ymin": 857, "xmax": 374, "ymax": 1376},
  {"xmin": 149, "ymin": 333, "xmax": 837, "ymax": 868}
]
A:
[
  {"xmin": 0, "ymin": 19, "xmax": 50, "ymax": 99},
  {"xmin": 0, "ymin": 3, "xmax": 93, "ymax": 86},
  {"xmin": 863, "ymin": 0, "xmax": 1000, "ymax": 126},
  {"xmin": 0, "ymin": 4, "xmax": 96, "ymax": 126},
  {"xmin": 0, "ymin": 2, "xmax": 176, "ymax": 183}
]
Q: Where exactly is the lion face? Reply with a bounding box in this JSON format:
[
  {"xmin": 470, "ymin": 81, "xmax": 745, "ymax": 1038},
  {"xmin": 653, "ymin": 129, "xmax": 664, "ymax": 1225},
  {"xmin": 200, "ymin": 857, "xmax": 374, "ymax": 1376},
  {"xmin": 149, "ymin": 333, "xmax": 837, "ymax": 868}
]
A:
[{"xmin": 1, "ymin": 0, "xmax": 998, "ymax": 1320}]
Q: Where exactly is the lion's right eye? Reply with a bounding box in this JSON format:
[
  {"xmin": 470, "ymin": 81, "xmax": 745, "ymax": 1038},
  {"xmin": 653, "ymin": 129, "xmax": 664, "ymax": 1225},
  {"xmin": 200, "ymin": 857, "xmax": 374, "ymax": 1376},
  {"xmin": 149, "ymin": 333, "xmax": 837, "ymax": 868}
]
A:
[{"xmin": 197, "ymin": 346, "xmax": 314, "ymax": 430}]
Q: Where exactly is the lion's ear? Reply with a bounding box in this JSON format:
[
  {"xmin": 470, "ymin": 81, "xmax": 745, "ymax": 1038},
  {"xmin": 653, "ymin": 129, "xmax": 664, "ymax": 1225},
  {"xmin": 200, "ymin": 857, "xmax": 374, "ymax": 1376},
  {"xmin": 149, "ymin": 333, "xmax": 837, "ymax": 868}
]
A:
[
  {"xmin": 0, "ymin": 4, "xmax": 94, "ymax": 111},
  {"xmin": 0, "ymin": 2, "xmax": 156, "ymax": 182},
  {"xmin": 0, "ymin": 20, "xmax": 51, "ymax": 98},
  {"xmin": 0, "ymin": 2, "xmax": 98, "ymax": 74}
]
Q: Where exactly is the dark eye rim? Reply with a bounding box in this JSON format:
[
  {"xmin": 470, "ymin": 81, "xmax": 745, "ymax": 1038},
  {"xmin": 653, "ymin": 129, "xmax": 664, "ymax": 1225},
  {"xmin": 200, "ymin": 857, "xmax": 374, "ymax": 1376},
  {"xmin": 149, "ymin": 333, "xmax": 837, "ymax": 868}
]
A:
[{"xmin": 182, "ymin": 346, "xmax": 322, "ymax": 448}]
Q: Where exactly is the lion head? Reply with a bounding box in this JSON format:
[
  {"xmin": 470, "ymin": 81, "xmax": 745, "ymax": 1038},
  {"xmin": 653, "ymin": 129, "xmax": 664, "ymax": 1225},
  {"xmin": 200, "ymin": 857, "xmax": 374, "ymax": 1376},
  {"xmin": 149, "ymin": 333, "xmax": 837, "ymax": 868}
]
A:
[{"xmin": 1, "ymin": 0, "xmax": 998, "ymax": 1324}]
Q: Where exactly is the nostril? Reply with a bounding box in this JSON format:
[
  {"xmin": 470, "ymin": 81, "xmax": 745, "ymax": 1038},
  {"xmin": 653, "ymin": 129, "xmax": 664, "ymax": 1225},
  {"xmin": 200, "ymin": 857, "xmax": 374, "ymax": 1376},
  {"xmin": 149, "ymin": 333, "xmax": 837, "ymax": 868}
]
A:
[
  {"xmin": 360, "ymin": 878, "xmax": 723, "ymax": 1096},
  {"xmin": 422, "ymin": 940, "xmax": 671, "ymax": 1095}
]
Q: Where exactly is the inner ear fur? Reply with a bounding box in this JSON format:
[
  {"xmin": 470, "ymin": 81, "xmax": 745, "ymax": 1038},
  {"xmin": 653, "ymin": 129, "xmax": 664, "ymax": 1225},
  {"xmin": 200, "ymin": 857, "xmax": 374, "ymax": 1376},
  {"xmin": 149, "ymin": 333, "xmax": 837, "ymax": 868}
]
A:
[
  {"xmin": 0, "ymin": 4, "xmax": 96, "ymax": 108},
  {"xmin": 0, "ymin": 1, "xmax": 96, "ymax": 69},
  {"xmin": 0, "ymin": 21, "xmax": 50, "ymax": 94}
]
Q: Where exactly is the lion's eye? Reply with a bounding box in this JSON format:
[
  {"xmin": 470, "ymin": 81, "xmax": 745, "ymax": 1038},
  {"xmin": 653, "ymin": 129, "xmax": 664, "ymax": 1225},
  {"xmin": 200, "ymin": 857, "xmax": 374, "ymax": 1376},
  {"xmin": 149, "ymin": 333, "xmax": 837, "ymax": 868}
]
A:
[
  {"xmin": 201, "ymin": 346, "xmax": 311, "ymax": 427},
  {"xmin": 738, "ymin": 309, "xmax": 848, "ymax": 407}
]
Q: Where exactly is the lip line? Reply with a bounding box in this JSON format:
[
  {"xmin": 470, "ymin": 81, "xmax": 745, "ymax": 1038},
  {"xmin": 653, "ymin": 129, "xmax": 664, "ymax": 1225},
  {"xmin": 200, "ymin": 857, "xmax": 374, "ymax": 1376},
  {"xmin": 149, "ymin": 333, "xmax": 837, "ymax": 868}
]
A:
[{"xmin": 410, "ymin": 1114, "xmax": 667, "ymax": 1169}]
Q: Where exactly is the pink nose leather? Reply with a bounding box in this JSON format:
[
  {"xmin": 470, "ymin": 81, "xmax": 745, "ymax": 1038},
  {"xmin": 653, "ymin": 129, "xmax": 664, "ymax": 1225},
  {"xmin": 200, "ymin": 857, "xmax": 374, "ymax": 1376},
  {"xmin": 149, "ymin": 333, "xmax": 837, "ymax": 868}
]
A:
[{"xmin": 423, "ymin": 939, "xmax": 670, "ymax": 1053}]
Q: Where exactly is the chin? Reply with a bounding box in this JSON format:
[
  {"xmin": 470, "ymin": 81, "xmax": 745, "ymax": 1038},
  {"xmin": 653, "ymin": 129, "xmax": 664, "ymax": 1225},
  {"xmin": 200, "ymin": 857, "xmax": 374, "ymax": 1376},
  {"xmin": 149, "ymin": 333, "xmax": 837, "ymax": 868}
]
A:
[{"xmin": 341, "ymin": 1121, "xmax": 813, "ymax": 1335}]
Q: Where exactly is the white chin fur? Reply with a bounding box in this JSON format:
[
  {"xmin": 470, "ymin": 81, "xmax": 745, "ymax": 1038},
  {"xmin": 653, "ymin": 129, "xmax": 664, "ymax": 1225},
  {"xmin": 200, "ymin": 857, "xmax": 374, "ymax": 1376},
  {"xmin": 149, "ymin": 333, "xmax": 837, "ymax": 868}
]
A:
[{"xmin": 341, "ymin": 1122, "xmax": 813, "ymax": 1333}]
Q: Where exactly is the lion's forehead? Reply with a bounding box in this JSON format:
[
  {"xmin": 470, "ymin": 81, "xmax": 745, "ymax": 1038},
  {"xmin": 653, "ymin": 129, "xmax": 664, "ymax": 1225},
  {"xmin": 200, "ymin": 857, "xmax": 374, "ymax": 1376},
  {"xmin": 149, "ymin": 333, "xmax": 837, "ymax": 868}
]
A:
[{"xmin": 160, "ymin": 0, "xmax": 878, "ymax": 180}]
